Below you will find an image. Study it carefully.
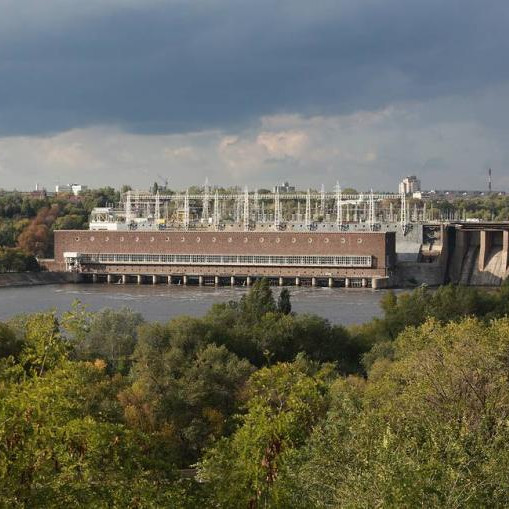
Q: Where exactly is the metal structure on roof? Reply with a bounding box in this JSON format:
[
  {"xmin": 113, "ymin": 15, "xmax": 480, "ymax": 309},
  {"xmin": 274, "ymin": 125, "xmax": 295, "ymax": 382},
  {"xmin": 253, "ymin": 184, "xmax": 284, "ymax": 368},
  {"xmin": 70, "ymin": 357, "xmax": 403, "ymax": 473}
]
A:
[{"xmin": 89, "ymin": 184, "xmax": 433, "ymax": 234}]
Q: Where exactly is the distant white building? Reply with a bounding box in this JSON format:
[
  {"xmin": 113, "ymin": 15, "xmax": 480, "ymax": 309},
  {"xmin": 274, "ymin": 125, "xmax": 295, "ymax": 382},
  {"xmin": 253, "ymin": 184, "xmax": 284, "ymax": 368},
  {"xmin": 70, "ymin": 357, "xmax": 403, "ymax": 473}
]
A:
[
  {"xmin": 273, "ymin": 181, "xmax": 295, "ymax": 193},
  {"xmin": 398, "ymin": 176, "xmax": 421, "ymax": 195},
  {"xmin": 55, "ymin": 183, "xmax": 88, "ymax": 196}
]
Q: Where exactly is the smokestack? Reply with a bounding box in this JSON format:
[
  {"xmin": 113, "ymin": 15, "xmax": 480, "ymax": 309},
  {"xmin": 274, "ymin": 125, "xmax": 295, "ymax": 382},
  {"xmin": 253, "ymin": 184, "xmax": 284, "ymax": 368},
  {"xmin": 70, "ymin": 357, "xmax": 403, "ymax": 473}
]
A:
[{"xmin": 488, "ymin": 168, "xmax": 492, "ymax": 193}]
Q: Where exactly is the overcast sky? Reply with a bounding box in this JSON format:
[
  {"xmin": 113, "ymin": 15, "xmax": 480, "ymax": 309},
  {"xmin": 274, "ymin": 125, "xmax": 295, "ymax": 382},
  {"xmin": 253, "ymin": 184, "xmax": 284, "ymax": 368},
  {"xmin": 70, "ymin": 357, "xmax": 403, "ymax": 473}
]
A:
[{"xmin": 0, "ymin": 0, "xmax": 508, "ymax": 192}]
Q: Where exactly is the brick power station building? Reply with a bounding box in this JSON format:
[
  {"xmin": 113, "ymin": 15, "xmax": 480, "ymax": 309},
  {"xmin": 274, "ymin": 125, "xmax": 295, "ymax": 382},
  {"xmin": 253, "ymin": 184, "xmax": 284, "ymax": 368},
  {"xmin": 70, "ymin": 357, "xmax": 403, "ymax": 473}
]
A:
[
  {"xmin": 45, "ymin": 188, "xmax": 405, "ymax": 288},
  {"xmin": 50, "ymin": 230, "xmax": 396, "ymax": 288}
]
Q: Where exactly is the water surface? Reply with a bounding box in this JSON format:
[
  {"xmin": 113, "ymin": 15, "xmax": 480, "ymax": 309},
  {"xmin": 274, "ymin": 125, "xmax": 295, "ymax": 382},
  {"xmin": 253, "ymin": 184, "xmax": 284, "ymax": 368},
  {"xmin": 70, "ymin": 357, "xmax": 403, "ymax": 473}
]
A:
[{"xmin": 0, "ymin": 284, "xmax": 394, "ymax": 325}]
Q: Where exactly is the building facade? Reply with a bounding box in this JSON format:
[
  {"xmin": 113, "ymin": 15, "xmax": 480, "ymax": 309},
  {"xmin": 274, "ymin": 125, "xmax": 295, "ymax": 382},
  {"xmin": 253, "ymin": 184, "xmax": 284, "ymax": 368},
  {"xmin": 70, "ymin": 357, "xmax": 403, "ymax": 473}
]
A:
[
  {"xmin": 399, "ymin": 176, "xmax": 421, "ymax": 195},
  {"xmin": 49, "ymin": 230, "xmax": 396, "ymax": 288}
]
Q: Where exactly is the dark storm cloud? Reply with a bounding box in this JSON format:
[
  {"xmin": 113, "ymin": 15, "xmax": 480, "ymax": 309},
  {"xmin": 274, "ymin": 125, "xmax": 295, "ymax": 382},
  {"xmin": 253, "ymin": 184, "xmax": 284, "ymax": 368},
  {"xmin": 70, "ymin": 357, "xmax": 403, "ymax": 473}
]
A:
[{"xmin": 0, "ymin": 0, "xmax": 508, "ymax": 136}]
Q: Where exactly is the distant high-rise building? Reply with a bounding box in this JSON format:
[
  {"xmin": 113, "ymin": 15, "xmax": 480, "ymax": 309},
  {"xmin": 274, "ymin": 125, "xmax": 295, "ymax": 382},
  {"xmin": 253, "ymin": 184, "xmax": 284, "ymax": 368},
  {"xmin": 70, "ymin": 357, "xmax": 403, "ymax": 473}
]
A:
[
  {"xmin": 273, "ymin": 181, "xmax": 295, "ymax": 193},
  {"xmin": 399, "ymin": 176, "xmax": 421, "ymax": 195}
]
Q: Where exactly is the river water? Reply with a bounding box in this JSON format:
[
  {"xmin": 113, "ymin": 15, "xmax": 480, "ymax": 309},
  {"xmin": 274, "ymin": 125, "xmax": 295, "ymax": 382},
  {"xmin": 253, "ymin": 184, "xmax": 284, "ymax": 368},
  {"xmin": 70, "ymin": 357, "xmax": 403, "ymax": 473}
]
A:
[{"xmin": 0, "ymin": 284, "xmax": 395, "ymax": 325}]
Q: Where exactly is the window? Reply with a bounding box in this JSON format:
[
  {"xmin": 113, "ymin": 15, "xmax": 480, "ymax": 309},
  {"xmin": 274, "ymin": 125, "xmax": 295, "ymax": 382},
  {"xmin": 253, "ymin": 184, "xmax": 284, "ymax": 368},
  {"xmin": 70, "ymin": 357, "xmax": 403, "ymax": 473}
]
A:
[{"xmin": 76, "ymin": 253, "xmax": 372, "ymax": 267}]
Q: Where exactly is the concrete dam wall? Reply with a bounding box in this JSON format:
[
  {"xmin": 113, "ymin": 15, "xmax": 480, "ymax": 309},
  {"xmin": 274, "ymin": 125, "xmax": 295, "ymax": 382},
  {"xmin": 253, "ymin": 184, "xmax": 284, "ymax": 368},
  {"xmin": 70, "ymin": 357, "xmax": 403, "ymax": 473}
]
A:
[
  {"xmin": 391, "ymin": 223, "xmax": 509, "ymax": 288},
  {"xmin": 447, "ymin": 226, "xmax": 509, "ymax": 286}
]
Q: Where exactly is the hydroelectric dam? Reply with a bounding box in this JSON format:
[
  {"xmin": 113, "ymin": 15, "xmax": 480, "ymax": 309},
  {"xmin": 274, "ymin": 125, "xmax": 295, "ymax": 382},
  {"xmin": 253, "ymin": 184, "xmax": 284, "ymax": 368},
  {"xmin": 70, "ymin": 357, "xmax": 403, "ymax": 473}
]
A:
[{"xmin": 41, "ymin": 187, "xmax": 509, "ymax": 288}]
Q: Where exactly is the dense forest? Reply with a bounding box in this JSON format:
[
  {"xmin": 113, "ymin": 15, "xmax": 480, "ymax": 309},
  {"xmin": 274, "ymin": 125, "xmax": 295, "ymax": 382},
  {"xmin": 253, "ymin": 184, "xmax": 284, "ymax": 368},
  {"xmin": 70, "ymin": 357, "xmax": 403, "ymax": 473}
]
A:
[
  {"xmin": 1, "ymin": 280, "xmax": 509, "ymax": 507},
  {"xmin": 0, "ymin": 188, "xmax": 119, "ymax": 272}
]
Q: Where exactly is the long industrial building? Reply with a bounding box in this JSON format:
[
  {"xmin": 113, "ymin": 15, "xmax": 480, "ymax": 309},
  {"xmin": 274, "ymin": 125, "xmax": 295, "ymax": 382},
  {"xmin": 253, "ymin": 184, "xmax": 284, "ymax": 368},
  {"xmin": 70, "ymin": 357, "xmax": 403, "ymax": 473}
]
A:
[
  {"xmin": 50, "ymin": 229, "xmax": 396, "ymax": 288},
  {"xmin": 45, "ymin": 186, "xmax": 406, "ymax": 288}
]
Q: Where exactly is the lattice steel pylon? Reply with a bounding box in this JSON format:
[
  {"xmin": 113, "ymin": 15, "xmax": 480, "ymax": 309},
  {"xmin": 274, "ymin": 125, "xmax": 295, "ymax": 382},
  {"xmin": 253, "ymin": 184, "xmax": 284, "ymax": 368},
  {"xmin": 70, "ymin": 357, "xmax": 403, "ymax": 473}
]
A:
[
  {"xmin": 235, "ymin": 195, "xmax": 242, "ymax": 223},
  {"xmin": 335, "ymin": 181, "xmax": 342, "ymax": 227},
  {"xmin": 213, "ymin": 190, "xmax": 220, "ymax": 230},
  {"xmin": 320, "ymin": 184, "xmax": 325, "ymax": 217},
  {"xmin": 253, "ymin": 188, "xmax": 260, "ymax": 222},
  {"xmin": 368, "ymin": 190, "xmax": 375, "ymax": 230},
  {"xmin": 125, "ymin": 192, "xmax": 132, "ymax": 225},
  {"xmin": 305, "ymin": 189, "xmax": 311, "ymax": 228},
  {"xmin": 400, "ymin": 191, "xmax": 407, "ymax": 233},
  {"xmin": 243, "ymin": 186, "xmax": 249, "ymax": 231},
  {"xmin": 155, "ymin": 191, "xmax": 160, "ymax": 221},
  {"xmin": 274, "ymin": 189, "xmax": 281, "ymax": 230},
  {"xmin": 202, "ymin": 178, "xmax": 210, "ymax": 222},
  {"xmin": 184, "ymin": 189, "xmax": 190, "ymax": 231}
]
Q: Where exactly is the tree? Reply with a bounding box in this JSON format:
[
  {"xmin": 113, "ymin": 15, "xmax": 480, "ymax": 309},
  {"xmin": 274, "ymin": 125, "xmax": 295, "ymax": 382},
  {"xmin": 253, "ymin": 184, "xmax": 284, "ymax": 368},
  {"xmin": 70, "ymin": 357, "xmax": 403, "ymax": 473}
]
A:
[
  {"xmin": 53, "ymin": 214, "xmax": 86, "ymax": 230},
  {"xmin": 240, "ymin": 278, "xmax": 276, "ymax": 323},
  {"xmin": 198, "ymin": 359, "xmax": 331, "ymax": 508},
  {"xmin": 277, "ymin": 288, "xmax": 292, "ymax": 315},
  {"xmin": 17, "ymin": 205, "xmax": 59, "ymax": 257},
  {"xmin": 0, "ymin": 359, "xmax": 198, "ymax": 507},
  {"xmin": 0, "ymin": 322, "xmax": 23, "ymax": 359},
  {"xmin": 0, "ymin": 247, "xmax": 39, "ymax": 272},
  {"xmin": 0, "ymin": 311, "xmax": 204, "ymax": 507},
  {"xmin": 289, "ymin": 318, "xmax": 509, "ymax": 508},
  {"xmin": 120, "ymin": 318, "xmax": 254, "ymax": 466},
  {"xmin": 9, "ymin": 312, "xmax": 70, "ymax": 376},
  {"xmin": 71, "ymin": 307, "xmax": 144, "ymax": 374}
]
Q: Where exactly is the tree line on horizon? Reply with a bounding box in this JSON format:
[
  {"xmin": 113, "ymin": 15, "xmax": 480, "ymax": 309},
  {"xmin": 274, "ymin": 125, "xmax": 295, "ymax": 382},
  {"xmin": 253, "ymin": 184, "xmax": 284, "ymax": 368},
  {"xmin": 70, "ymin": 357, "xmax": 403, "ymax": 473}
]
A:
[
  {"xmin": 1, "ymin": 279, "xmax": 509, "ymax": 507},
  {"xmin": 0, "ymin": 188, "xmax": 118, "ymax": 271}
]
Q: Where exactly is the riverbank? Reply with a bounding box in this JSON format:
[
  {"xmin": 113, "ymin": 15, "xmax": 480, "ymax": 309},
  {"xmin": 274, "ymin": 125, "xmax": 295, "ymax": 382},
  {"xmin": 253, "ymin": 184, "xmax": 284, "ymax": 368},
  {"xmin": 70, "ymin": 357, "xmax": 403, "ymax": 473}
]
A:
[{"xmin": 0, "ymin": 272, "xmax": 79, "ymax": 288}]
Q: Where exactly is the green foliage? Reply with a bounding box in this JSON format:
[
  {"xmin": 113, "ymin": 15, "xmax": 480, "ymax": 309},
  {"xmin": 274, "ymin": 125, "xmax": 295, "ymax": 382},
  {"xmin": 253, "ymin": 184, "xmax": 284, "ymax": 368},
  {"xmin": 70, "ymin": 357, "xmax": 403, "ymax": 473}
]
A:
[
  {"xmin": 240, "ymin": 278, "xmax": 277, "ymax": 322},
  {"xmin": 71, "ymin": 306, "xmax": 144, "ymax": 374},
  {"xmin": 0, "ymin": 218, "xmax": 17, "ymax": 246},
  {"xmin": 53, "ymin": 213, "xmax": 87, "ymax": 230},
  {"xmin": 0, "ymin": 322, "xmax": 23, "ymax": 359},
  {"xmin": 1, "ymin": 282, "xmax": 509, "ymax": 506},
  {"xmin": 0, "ymin": 360, "xmax": 190, "ymax": 507},
  {"xmin": 198, "ymin": 359, "xmax": 331, "ymax": 508},
  {"xmin": 285, "ymin": 318, "xmax": 509, "ymax": 508},
  {"xmin": 277, "ymin": 288, "xmax": 292, "ymax": 315},
  {"xmin": 201, "ymin": 283, "xmax": 367, "ymax": 370},
  {"xmin": 0, "ymin": 188, "xmax": 120, "ymax": 263},
  {"xmin": 9, "ymin": 312, "xmax": 70, "ymax": 376},
  {"xmin": 434, "ymin": 194, "xmax": 509, "ymax": 221},
  {"xmin": 120, "ymin": 317, "xmax": 254, "ymax": 466},
  {"xmin": 354, "ymin": 284, "xmax": 505, "ymax": 368},
  {"xmin": 0, "ymin": 310, "xmax": 203, "ymax": 507},
  {"xmin": 0, "ymin": 247, "xmax": 39, "ymax": 273}
]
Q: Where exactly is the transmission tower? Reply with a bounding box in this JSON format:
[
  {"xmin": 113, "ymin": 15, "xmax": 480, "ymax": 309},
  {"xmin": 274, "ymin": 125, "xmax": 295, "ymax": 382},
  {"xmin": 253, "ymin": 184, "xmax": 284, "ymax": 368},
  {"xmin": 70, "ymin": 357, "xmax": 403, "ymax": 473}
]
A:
[
  {"xmin": 213, "ymin": 190, "xmax": 220, "ymax": 230},
  {"xmin": 243, "ymin": 186, "xmax": 249, "ymax": 231},
  {"xmin": 274, "ymin": 189, "xmax": 281, "ymax": 229},
  {"xmin": 305, "ymin": 189, "xmax": 311, "ymax": 228},
  {"xmin": 400, "ymin": 192, "xmax": 407, "ymax": 233},
  {"xmin": 183, "ymin": 189, "xmax": 190, "ymax": 230},
  {"xmin": 368, "ymin": 190, "xmax": 375, "ymax": 230},
  {"xmin": 335, "ymin": 182, "xmax": 342, "ymax": 227},
  {"xmin": 202, "ymin": 178, "xmax": 210, "ymax": 222}
]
